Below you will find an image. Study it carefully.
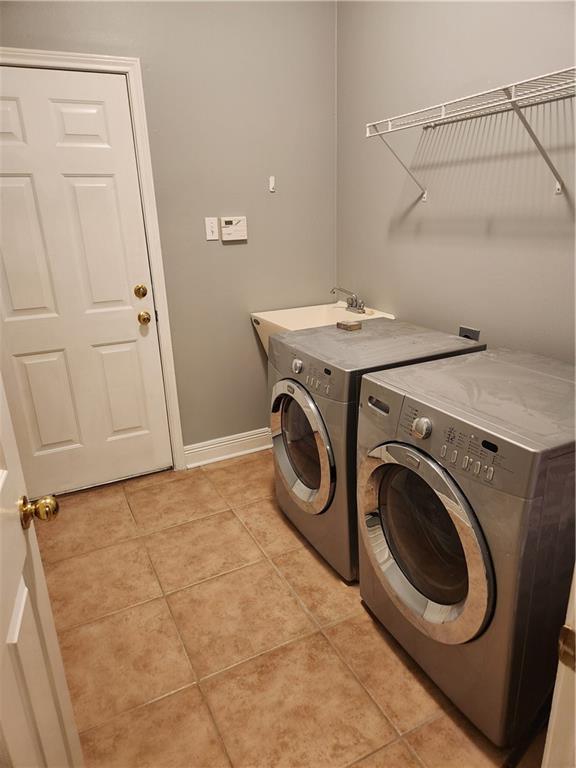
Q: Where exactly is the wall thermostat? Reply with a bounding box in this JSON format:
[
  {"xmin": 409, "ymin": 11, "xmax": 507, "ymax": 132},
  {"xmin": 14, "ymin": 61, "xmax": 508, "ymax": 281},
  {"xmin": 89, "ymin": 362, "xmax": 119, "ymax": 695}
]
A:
[{"xmin": 220, "ymin": 216, "xmax": 248, "ymax": 242}]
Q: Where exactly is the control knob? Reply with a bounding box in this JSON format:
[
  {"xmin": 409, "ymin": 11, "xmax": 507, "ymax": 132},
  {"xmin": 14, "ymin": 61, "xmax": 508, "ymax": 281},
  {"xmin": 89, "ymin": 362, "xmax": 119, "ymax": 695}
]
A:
[
  {"xmin": 292, "ymin": 358, "xmax": 303, "ymax": 374},
  {"xmin": 411, "ymin": 416, "xmax": 432, "ymax": 439}
]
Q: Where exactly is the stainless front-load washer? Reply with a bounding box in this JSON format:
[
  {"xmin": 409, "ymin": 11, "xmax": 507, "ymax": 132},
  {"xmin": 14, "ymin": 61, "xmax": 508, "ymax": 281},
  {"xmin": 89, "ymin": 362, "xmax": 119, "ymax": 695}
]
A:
[
  {"xmin": 268, "ymin": 318, "xmax": 485, "ymax": 581},
  {"xmin": 357, "ymin": 349, "xmax": 575, "ymax": 745}
]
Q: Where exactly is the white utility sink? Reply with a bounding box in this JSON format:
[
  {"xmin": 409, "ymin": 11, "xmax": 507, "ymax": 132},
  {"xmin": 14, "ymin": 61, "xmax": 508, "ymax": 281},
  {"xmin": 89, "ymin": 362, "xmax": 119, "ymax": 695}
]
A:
[{"xmin": 251, "ymin": 301, "xmax": 395, "ymax": 355}]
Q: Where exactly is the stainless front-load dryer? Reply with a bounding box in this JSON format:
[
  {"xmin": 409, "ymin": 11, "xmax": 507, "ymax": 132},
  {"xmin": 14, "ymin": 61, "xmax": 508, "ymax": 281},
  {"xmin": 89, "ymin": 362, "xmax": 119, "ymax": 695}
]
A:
[
  {"xmin": 357, "ymin": 349, "xmax": 575, "ymax": 745},
  {"xmin": 268, "ymin": 318, "xmax": 485, "ymax": 581}
]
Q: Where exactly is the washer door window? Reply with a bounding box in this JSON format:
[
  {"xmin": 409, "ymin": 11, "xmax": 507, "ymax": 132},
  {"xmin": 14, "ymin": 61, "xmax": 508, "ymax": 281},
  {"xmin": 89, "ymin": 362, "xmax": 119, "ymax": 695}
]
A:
[
  {"xmin": 358, "ymin": 443, "xmax": 494, "ymax": 644},
  {"xmin": 271, "ymin": 380, "xmax": 335, "ymax": 515}
]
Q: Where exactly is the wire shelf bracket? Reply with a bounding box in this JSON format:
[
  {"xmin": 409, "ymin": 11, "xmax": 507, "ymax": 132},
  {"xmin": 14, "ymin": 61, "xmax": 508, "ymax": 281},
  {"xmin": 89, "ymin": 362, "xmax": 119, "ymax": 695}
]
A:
[
  {"xmin": 366, "ymin": 67, "xmax": 575, "ymax": 202},
  {"xmin": 377, "ymin": 134, "xmax": 428, "ymax": 201}
]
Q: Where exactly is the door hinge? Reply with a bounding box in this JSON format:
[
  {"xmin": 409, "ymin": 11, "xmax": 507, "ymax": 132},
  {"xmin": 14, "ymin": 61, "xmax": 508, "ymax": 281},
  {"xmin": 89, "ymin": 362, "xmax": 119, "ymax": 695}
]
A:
[
  {"xmin": 155, "ymin": 309, "xmax": 159, "ymax": 322},
  {"xmin": 559, "ymin": 624, "xmax": 575, "ymax": 671}
]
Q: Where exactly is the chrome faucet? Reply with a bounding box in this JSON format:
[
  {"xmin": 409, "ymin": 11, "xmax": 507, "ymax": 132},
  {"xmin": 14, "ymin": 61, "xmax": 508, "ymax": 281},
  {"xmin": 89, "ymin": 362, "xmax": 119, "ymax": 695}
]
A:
[{"xmin": 330, "ymin": 286, "xmax": 366, "ymax": 314}]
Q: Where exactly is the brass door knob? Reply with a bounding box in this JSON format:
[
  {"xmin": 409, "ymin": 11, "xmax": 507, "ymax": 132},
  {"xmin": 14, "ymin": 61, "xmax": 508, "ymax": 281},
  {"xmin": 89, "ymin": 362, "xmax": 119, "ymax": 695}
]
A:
[
  {"xmin": 138, "ymin": 311, "xmax": 151, "ymax": 326},
  {"xmin": 19, "ymin": 495, "xmax": 59, "ymax": 530},
  {"xmin": 134, "ymin": 284, "xmax": 148, "ymax": 299}
]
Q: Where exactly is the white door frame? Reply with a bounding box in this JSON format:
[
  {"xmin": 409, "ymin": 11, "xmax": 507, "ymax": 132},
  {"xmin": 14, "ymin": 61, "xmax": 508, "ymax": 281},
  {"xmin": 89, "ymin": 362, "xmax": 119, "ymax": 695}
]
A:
[{"xmin": 0, "ymin": 46, "xmax": 186, "ymax": 471}]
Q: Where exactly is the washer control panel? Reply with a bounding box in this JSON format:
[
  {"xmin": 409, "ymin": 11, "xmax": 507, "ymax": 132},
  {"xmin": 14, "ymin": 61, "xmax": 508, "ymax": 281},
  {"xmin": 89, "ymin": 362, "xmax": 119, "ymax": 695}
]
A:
[
  {"xmin": 286, "ymin": 354, "xmax": 333, "ymax": 397},
  {"xmin": 398, "ymin": 397, "xmax": 531, "ymax": 497}
]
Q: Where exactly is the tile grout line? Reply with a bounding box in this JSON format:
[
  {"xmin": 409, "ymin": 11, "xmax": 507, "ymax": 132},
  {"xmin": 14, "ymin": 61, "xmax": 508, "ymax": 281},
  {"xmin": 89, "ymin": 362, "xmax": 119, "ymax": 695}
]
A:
[
  {"xmin": 403, "ymin": 737, "xmax": 433, "ymax": 768},
  {"xmin": 320, "ymin": 620, "xmax": 401, "ymax": 737},
  {"xmin": 197, "ymin": 469, "xmax": 235, "ymax": 510},
  {"xmin": 198, "ymin": 627, "xmax": 320, "ymax": 683},
  {"xmin": 139, "ymin": 549, "xmax": 239, "ymax": 767},
  {"xmin": 342, "ymin": 731, "xmax": 430, "ymax": 768},
  {"xmin": 343, "ymin": 735, "xmax": 405, "ymax": 768},
  {"xmin": 343, "ymin": 707, "xmax": 447, "ymax": 768},
  {"xmin": 230, "ymin": 506, "xmax": 325, "ymax": 632},
  {"xmin": 42, "ymin": 504, "xmax": 234, "ymax": 567},
  {"xmin": 76, "ymin": 682, "xmax": 197, "ymax": 737},
  {"xmin": 162, "ymin": 558, "xmax": 264, "ymax": 597},
  {"xmin": 195, "ymin": 684, "xmax": 235, "ymax": 768},
  {"xmin": 55, "ymin": 593, "xmax": 163, "ymax": 635},
  {"xmin": 121, "ymin": 482, "xmax": 139, "ymax": 527},
  {"xmin": 144, "ymin": 550, "xmax": 200, "ymax": 680},
  {"xmin": 158, "ymin": 555, "xmax": 265, "ymax": 598},
  {"xmin": 145, "ymin": 530, "xmax": 236, "ymax": 768},
  {"xmin": 157, "ymin": 561, "xmax": 235, "ymax": 768}
]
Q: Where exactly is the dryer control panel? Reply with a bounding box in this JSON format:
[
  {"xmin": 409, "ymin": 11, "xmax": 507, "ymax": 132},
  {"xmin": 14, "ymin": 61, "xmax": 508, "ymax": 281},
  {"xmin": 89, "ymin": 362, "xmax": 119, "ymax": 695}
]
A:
[
  {"xmin": 269, "ymin": 341, "xmax": 350, "ymax": 402},
  {"xmin": 395, "ymin": 398, "xmax": 539, "ymax": 499},
  {"xmin": 302, "ymin": 361, "xmax": 333, "ymax": 398}
]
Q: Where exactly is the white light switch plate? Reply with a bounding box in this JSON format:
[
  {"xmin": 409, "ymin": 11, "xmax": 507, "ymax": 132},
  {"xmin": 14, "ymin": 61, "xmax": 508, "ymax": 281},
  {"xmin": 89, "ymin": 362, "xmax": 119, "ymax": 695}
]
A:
[
  {"xmin": 220, "ymin": 216, "xmax": 248, "ymax": 242},
  {"xmin": 204, "ymin": 217, "xmax": 219, "ymax": 241}
]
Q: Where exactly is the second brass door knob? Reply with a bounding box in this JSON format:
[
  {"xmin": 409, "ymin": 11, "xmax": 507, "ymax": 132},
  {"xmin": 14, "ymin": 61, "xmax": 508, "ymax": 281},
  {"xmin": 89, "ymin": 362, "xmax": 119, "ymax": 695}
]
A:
[{"xmin": 138, "ymin": 311, "xmax": 151, "ymax": 326}]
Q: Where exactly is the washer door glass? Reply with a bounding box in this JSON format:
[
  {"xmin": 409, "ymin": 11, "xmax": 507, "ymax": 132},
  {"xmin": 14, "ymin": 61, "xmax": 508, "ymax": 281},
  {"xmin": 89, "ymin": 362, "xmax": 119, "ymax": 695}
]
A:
[
  {"xmin": 271, "ymin": 379, "xmax": 335, "ymax": 515},
  {"xmin": 379, "ymin": 465, "xmax": 468, "ymax": 606},
  {"xmin": 281, "ymin": 397, "xmax": 321, "ymax": 490},
  {"xmin": 358, "ymin": 442, "xmax": 494, "ymax": 644}
]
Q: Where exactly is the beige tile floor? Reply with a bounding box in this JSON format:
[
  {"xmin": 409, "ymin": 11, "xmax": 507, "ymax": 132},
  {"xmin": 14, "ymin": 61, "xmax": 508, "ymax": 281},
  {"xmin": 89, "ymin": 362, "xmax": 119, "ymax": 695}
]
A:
[{"xmin": 38, "ymin": 450, "xmax": 515, "ymax": 768}]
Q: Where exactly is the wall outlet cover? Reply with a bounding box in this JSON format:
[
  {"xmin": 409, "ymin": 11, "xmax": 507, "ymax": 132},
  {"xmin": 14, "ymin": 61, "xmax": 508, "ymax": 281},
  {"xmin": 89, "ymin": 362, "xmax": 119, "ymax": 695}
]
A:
[
  {"xmin": 459, "ymin": 326, "xmax": 481, "ymax": 341},
  {"xmin": 204, "ymin": 217, "xmax": 219, "ymax": 241}
]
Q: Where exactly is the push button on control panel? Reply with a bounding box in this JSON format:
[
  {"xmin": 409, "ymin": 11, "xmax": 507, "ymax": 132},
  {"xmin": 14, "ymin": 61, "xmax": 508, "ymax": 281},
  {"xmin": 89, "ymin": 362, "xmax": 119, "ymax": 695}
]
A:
[
  {"xmin": 462, "ymin": 456, "xmax": 470, "ymax": 470},
  {"xmin": 486, "ymin": 466, "xmax": 494, "ymax": 481},
  {"xmin": 472, "ymin": 460, "xmax": 481, "ymax": 475},
  {"xmin": 450, "ymin": 450, "xmax": 458, "ymax": 464},
  {"xmin": 440, "ymin": 445, "xmax": 447, "ymax": 458}
]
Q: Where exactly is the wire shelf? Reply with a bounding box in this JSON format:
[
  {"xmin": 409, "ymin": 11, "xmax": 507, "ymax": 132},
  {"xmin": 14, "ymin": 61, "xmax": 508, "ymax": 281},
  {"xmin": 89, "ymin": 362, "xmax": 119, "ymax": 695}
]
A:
[
  {"xmin": 366, "ymin": 67, "xmax": 575, "ymax": 203},
  {"xmin": 366, "ymin": 68, "xmax": 575, "ymax": 137}
]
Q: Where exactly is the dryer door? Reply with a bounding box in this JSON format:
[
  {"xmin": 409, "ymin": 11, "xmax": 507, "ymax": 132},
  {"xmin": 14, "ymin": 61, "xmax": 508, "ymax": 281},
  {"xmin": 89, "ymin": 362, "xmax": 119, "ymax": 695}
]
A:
[
  {"xmin": 358, "ymin": 442, "xmax": 494, "ymax": 644},
  {"xmin": 271, "ymin": 379, "xmax": 335, "ymax": 515}
]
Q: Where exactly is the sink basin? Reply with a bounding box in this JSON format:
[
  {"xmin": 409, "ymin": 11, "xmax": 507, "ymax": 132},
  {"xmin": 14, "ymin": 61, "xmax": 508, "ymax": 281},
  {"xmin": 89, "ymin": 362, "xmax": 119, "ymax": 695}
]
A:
[{"xmin": 251, "ymin": 301, "xmax": 395, "ymax": 355}]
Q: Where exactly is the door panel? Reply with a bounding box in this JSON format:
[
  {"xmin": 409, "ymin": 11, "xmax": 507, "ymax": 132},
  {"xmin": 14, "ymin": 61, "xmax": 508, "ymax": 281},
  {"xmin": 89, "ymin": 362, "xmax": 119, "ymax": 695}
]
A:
[
  {"xmin": 0, "ymin": 65, "xmax": 172, "ymax": 496},
  {"xmin": 67, "ymin": 175, "xmax": 130, "ymax": 307},
  {"xmin": 51, "ymin": 100, "xmax": 110, "ymax": 147},
  {"xmin": 0, "ymin": 370, "xmax": 83, "ymax": 767},
  {"xmin": 0, "ymin": 175, "xmax": 56, "ymax": 318},
  {"xmin": 0, "ymin": 97, "xmax": 25, "ymax": 143},
  {"xmin": 96, "ymin": 340, "xmax": 149, "ymax": 438},
  {"xmin": 15, "ymin": 349, "xmax": 81, "ymax": 452},
  {"xmin": 7, "ymin": 580, "xmax": 70, "ymax": 767}
]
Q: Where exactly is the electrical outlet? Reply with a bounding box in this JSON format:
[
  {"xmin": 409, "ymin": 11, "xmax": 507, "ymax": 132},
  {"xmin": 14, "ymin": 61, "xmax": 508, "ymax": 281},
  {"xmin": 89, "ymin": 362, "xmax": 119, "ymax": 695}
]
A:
[{"xmin": 459, "ymin": 326, "xmax": 481, "ymax": 341}]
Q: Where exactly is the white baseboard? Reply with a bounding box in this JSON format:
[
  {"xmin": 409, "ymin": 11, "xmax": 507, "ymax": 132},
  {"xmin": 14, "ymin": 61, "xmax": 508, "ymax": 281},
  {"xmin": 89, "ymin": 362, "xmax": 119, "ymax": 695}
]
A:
[{"xmin": 184, "ymin": 427, "xmax": 272, "ymax": 469}]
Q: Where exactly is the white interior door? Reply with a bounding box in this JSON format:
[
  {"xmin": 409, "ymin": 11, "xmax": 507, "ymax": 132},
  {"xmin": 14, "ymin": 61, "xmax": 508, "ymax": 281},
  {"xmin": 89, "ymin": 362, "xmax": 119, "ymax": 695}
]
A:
[
  {"xmin": 0, "ymin": 65, "xmax": 172, "ymax": 497},
  {"xmin": 0, "ymin": 369, "xmax": 84, "ymax": 767},
  {"xmin": 542, "ymin": 571, "xmax": 575, "ymax": 768}
]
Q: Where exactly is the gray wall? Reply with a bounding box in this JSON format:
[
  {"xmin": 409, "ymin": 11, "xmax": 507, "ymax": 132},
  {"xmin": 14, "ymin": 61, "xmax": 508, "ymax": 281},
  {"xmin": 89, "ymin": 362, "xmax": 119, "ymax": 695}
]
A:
[
  {"xmin": 337, "ymin": 2, "xmax": 575, "ymax": 363},
  {"xmin": 0, "ymin": 1, "xmax": 337, "ymax": 445},
  {"xmin": 1, "ymin": 1, "xmax": 574, "ymax": 450}
]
